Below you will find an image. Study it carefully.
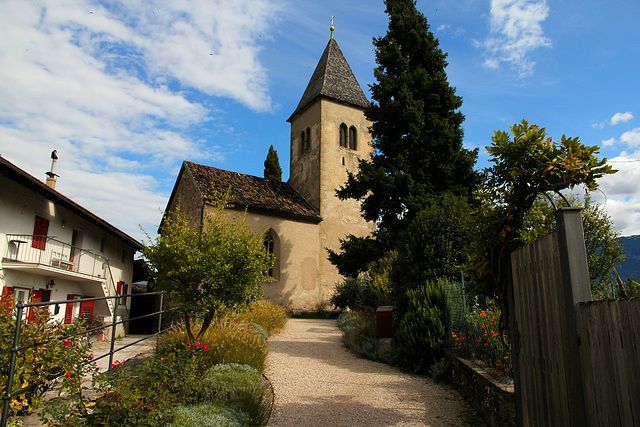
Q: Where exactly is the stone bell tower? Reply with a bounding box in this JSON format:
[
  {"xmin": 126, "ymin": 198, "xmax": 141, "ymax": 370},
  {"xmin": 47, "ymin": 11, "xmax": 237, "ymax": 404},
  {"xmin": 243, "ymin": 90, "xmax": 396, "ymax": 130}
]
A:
[{"xmin": 287, "ymin": 30, "xmax": 375, "ymax": 294}]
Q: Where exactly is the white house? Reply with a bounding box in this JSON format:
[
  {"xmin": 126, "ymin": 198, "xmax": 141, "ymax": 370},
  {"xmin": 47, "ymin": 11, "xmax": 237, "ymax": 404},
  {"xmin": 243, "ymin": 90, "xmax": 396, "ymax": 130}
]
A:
[{"xmin": 0, "ymin": 155, "xmax": 141, "ymax": 336}]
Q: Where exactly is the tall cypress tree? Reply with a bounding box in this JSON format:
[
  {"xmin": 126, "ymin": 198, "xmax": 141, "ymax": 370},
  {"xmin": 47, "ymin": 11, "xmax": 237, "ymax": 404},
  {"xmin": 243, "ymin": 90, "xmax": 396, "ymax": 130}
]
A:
[
  {"xmin": 264, "ymin": 144, "xmax": 282, "ymax": 181},
  {"xmin": 338, "ymin": 0, "xmax": 479, "ymax": 236},
  {"xmin": 330, "ymin": 0, "xmax": 479, "ymax": 276}
]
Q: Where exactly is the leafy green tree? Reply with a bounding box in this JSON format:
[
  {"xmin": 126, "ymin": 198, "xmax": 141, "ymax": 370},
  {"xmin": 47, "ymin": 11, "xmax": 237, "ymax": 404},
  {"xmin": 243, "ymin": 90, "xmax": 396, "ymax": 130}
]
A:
[
  {"xmin": 143, "ymin": 195, "xmax": 274, "ymax": 342},
  {"xmin": 519, "ymin": 193, "xmax": 625, "ymax": 297},
  {"xmin": 390, "ymin": 193, "xmax": 471, "ymax": 318},
  {"xmin": 465, "ymin": 120, "xmax": 617, "ymax": 321},
  {"xmin": 331, "ymin": 0, "xmax": 479, "ymax": 273},
  {"xmin": 263, "ymin": 145, "xmax": 282, "ymax": 181}
]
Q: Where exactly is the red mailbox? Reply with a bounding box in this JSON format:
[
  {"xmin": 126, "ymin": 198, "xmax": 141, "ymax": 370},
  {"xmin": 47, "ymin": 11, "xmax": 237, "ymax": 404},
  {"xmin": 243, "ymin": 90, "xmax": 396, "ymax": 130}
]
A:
[{"xmin": 376, "ymin": 306, "xmax": 393, "ymax": 338}]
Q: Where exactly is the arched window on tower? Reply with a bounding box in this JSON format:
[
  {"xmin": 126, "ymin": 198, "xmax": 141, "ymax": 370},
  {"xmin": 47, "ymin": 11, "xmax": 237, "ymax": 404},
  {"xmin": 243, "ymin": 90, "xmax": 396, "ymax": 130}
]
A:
[
  {"xmin": 349, "ymin": 126, "xmax": 357, "ymax": 150},
  {"xmin": 299, "ymin": 128, "xmax": 311, "ymax": 154},
  {"xmin": 339, "ymin": 123, "xmax": 348, "ymax": 147}
]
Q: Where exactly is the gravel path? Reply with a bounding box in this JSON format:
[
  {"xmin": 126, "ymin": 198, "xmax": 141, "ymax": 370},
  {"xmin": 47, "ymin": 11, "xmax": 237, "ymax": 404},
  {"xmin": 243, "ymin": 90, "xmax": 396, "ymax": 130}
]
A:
[{"xmin": 265, "ymin": 318, "xmax": 466, "ymax": 426}]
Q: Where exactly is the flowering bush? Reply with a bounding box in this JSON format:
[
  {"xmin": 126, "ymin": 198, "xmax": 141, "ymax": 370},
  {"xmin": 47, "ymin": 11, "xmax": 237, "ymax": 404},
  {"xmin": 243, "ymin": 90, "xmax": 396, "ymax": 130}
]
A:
[
  {"xmin": 450, "ymin": 305, "xmax": 511, "ymax": 378},
  {"xmin": 0, "ymin": 294, "xmax": 95, "ymax": 423}
]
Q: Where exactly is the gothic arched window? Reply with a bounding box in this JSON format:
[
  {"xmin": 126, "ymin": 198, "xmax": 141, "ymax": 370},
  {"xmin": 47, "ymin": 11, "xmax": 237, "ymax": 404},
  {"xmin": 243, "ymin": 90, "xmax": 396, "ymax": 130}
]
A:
[
  {"xmin": 349, "ymin": 126, "xmax": 357, "ymax": 150},
  {"xmin": 263, "ymin": 229, "xmax": 280, "ymax": 279},
  {"xmin": 339, "ymin": 123, "xmax": 348, "ymax": 147}
]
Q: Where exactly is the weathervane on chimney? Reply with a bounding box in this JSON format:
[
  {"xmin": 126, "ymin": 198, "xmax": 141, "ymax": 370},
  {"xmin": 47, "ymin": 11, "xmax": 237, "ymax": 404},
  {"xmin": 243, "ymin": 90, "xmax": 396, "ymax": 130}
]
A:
[{"xmin": 45, "ymin": 150, "xmax": 59, "ymax": 189}]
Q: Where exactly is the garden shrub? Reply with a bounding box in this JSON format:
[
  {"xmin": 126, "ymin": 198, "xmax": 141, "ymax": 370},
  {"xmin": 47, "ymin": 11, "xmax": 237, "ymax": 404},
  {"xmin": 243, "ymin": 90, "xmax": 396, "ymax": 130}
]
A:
[
  {"xmin": 395, "ymin": 280, "xmax": 447, "ymax": 373},
  {"xmin": 250, "ymin": 322, "xmax": 268, "ymax": 341},
  {"xmin": 169, "ymin": 403, "xmax": 243, "ymax": 427},
  {"xmin": 198, "ymin": 363, "xmax": 272, "ymax": 427},
  {"xmin": 330, "ymin": 277, "xmax": 366, "ymax": 310},
  {"xmin": 336, "ymin": 311, "xmax": 389, "ymax": 363},
  {"xmin": 390, "ymin": 194, "xmax": 471, "ymax": 320},
  {"xmin": 84, "ymin": 350, "xmax": 200, "ymax": 426}
]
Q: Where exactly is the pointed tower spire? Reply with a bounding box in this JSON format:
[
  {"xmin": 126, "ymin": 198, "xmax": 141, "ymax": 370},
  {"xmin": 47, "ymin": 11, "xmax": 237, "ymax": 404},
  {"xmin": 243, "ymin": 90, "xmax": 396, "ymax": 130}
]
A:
[{"xmin": 288, "ymin": 37, "xmax": 369, "ymax": 122}]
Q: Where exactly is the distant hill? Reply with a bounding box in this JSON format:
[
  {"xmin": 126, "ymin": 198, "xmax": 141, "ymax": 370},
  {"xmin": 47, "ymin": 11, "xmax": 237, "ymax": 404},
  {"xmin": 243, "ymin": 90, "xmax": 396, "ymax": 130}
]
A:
[{"xmin": 617, "ymin": 235, "xmax": 640, "ymax": 281}]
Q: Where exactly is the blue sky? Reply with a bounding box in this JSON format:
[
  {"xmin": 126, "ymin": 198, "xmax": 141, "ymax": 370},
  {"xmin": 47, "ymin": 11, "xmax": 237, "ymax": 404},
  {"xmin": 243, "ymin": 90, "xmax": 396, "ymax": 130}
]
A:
[{"xmin": 1, "ymin": 0, "xmax": 639, "ymax": 242}]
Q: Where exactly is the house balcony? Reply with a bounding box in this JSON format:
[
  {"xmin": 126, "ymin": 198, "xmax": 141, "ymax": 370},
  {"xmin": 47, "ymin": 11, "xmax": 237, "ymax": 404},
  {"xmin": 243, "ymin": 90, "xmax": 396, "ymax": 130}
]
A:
[{"xmin": 3, "ymin": 234, "xmax": 109, "ymax": 285}]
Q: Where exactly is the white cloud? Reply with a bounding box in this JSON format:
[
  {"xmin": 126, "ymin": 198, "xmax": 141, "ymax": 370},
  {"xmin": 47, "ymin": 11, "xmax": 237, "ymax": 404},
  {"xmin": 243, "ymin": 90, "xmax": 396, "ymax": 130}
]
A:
[
  {"xmin": 477, "ymin": 0, "xmax": 551, "ymax": 77},
  {"xmin": 611, "ymin": 112, "xmax": 634, "ymax": 126},
  {"xmin": 594, "ymin": 152, "xmax": 640, "ymax": 236},
  {"xmin": 620, "ymin": 128, "xmax": 640, "ymax": 147},
  {"xmin": 0, "ymin": 0, "xmax": 283, "ymax": 239},
  {"xmin": 602, "ymin": 138, "xmax": 616, "ymax": 147}
]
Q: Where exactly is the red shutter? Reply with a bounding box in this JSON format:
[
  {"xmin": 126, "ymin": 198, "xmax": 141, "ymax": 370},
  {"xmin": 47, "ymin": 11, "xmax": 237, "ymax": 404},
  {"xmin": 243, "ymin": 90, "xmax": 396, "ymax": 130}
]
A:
[
  {"xmin": 32, "ymin": 216, "xmax": 50, "ymax": 250},
  {"xmin": 122, "ymin": 283, "xmax": 128, "ymax": 305},
  {"xmin": 64, "ymin": 294, "xmax": 74, "ymax": 324},
  {"xmin": 116, "ymin": 281, "xmax": 123, "ymax": 305},
  {"xmin": 80, "ymin": 300, "xmax": 95, "ymax": 317}
]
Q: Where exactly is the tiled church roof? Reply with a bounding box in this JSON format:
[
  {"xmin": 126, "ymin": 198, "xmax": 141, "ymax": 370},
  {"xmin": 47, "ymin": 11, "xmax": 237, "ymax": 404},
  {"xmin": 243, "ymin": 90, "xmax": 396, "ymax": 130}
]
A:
[
  {"xmin": 288, "ymin": 38, "xmax": 370, "ymax": 121},
  {"xmin": 184, "ymin": 161, "xmax": 321, "ymax": 222}
]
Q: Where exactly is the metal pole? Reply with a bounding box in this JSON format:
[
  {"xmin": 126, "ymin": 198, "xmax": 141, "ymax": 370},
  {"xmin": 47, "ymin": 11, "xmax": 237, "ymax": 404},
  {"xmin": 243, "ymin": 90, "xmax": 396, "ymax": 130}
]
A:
[
  {"xmin": 157, "ymin": 292, "xmax": 164, "ymax": 335},
  {"xmin": 108, "ymin": 298, "xmax": 117, "ymax": 372},
  {"xmin": 1, "ymin": 302, "xmax": 25, "ymax": 427}
]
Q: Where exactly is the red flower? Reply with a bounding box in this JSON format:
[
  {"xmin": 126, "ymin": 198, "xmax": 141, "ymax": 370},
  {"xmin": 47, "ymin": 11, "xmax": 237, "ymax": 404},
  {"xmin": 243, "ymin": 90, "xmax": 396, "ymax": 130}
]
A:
[
  {"xmin": 65, "ymin": 372, "xmax": 72, "ymax": 378},
  {"xmin": 203, "ymin": 344, "xmax": 209, "ymax": 351},
  {"xmin": 63, "ymin": 340, "xmax": 71, "ymax": 346},
  {"xmin": 195, "ymin": 342, "xmax": 201, "ymax": 347},
  {"xmin": 89, "ymin": 354, "xmax": 94, "ymax": 360}
]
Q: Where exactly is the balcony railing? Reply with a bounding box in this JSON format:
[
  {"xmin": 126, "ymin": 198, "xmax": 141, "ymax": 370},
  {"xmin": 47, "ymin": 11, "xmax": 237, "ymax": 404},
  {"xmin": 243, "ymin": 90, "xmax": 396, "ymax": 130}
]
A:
[{"xmin": 5, "ymin": 234, "xmax": 108, "ymax": 279}]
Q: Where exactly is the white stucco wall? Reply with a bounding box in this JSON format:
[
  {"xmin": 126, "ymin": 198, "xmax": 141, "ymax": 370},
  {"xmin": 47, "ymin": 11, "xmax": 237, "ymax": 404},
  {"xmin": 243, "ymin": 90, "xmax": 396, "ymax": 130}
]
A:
[{"xmin": 0, "ymin": 173, "xmax": 137, "ymax": 328}]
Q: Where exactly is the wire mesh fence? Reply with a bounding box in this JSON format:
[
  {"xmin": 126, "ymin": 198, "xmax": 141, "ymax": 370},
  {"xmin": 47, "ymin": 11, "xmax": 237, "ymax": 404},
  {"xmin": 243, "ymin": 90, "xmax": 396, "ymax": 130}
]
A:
[{"xmin": 443, "ymin": 280, "xmax": 512, "ymax": 379}]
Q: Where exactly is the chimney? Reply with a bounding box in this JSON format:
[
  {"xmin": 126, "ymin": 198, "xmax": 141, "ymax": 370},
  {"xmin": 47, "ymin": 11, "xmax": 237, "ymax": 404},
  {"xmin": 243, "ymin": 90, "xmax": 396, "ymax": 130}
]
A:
[{"xmin": 45, "ymin": 150, "xmax": 59, "ymax": 189}]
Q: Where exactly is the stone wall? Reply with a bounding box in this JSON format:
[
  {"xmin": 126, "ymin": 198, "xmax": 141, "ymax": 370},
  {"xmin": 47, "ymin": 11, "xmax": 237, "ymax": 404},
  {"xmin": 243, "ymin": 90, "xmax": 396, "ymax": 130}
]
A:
[{"xmin": 444, "ymin": 349, "xmax": 516, "ymax": 427}]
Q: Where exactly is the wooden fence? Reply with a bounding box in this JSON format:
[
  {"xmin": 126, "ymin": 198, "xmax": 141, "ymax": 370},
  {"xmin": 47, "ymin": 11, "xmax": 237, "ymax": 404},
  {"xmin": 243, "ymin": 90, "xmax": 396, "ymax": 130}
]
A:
[
  {"xmin": 509, "ymin": 208, "xmax": 639, "ymax": 426},
  {"xmin": 578, "ymin": 298, "xmax": 640, "ymax": 425}
]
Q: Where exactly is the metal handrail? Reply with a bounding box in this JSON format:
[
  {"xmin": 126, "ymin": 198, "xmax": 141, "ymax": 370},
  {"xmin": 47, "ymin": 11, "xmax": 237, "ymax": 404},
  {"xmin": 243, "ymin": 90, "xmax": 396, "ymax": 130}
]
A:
[{"xmin": 0, "ymin": 292, "xmax": 174, "ymax": 427}]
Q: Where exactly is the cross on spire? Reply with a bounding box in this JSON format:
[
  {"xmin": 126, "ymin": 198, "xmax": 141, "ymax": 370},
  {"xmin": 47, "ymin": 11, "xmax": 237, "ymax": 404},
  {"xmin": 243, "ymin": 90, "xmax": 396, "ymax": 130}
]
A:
[{"xmin": 330, "ymin": 15, "xmax": 335, "ymax": 38}]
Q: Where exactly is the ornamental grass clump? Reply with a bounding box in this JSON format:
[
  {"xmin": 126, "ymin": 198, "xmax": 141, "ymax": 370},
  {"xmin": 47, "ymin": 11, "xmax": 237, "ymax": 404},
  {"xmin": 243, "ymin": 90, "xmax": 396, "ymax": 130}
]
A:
[
  {"xmin": 157, "ymin": 318, "xmax": 269, "ymax": 373},
  {"xmin": 228, "ymin": 300, "xmax": 288, "ymax": 336},
  {"xmin": 201, "ymin": 319, "xmax": 269, "ymax": 372}
]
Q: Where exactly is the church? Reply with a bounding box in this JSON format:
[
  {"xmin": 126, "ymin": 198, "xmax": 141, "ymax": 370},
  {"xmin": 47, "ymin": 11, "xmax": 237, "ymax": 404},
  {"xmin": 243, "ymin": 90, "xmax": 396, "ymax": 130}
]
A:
[{"xmin": 163, "ymin": 33, "xmax": 374, "ymax": 311}]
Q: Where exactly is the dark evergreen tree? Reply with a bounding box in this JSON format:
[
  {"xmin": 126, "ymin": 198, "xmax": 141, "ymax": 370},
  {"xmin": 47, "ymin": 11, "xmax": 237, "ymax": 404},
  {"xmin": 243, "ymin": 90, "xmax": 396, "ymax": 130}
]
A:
[
  {"xmin": 331, "ymin": 0, "xmax": 479, "ymax": 274},
  {"xmin": 263, "ymin": 145, "xmax": 282, "ymax": 181}
]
